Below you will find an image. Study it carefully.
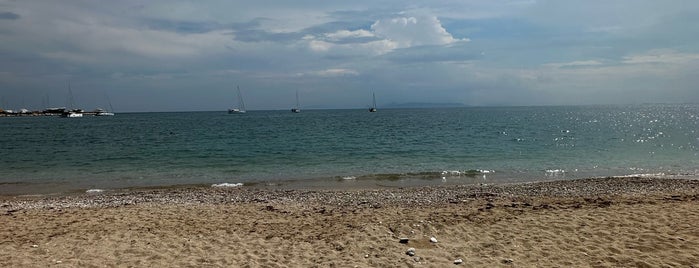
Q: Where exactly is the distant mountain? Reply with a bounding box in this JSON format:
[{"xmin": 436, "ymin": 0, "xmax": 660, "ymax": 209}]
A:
[{"xmin": 382, "ymin": 102, "xmax": 467, "ymax": 108}]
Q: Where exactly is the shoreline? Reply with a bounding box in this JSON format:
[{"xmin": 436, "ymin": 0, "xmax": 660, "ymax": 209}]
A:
[
  {"xmin": 1, "ymin": 176, "xmax": 698, "ymax": 208},
  {"xmin": 2, "ymin": 177, "xmax": 699, "ymax": 267},
  {"xmin": 2, "ymin": 172, "xmax": 697, "ymax": 198}
]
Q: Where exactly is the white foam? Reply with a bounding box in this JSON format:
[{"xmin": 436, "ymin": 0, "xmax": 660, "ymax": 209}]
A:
[
  {"xmin": 441, "ymin": 170, "xmax": 494, "ymax": 176},
  {"xmin": 545, "ymin": 169, "xmax": 565, "ymax": 173},
  {"xmin": 441, "ymin": 170, "xmax": 462, "ymax": 175},
  {"xmin": 342, "ymin": 176, "xmax": 357, "ymax": 180},
  {"xmin": 613, "ymin": 173, "xmax": 666, "ymax": 178},
  {"xmin": 86, "ymin": 189, "xmax": 104, "ymax": 193},
  {"xmin": 211, "ymin": 183, "xmax": 244, "ymax": 187}
]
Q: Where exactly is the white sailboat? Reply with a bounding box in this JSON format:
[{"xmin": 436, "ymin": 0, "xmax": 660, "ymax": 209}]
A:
[
  {"xmin": 61, "ymin": 82, "xmax": 83, "ymax": 118},
  {"xmin": 228, "ymin": 86, "xmax": 246, "ymax": 114},
  {"xmin": 369, "ymin": 92, "xmax": 377, "ymax": 112},
  {"xmin": 94, "ymin": 109, "xmax": 114, "ymax": 116},
  {"xmin": 95, "ymin": 94, "xmax": 115, "ymax": 116},
  {"xmin": 291, "ymin": 90, "xmax": 301, "ymax": 113}
]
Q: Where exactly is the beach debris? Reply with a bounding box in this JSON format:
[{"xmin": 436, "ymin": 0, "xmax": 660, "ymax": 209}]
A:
[
  {"xmin": 31, "ymin": 244, "xmax": 38, "ymax": 248},
  {"xmin": 399, "ymin": 237, "xmax": 409, "ymax": 244},
  {"xmin": 454, "ymin": 259, "xmax": 463, "ymax": 264},
  {"xmin": 364, "ymin": 254, "xmax": 369, "ymax": 258},
  {"xmin": 406, "ymin": 248, "xmax": 416, "ymax": 256},
  {"xmin": 501, "ymin": 258, "xmax": 513, "ymax": 264},
  {"xmin": 430, "ymin": 237, "xmax": 438, "ymax": 243}
]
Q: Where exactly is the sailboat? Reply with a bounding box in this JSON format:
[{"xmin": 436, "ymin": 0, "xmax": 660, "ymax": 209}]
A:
[
  {"xmin": 291, "ymin": 90, "xmax": 301, "ymax": 113},
  {"xmin": 61, "ymin": 82, "xmax": 83, "ymax": 118},
  {"xmin": 95, "ymin": 94, "xmax": 115, "ymax": 116},
  {"xmin": 369, "ymin": 92, "xmax": 377, "ymax": 112},
  {"xmin": 228, "ymin": 86, "xmax": 246, "ymax": 114}
]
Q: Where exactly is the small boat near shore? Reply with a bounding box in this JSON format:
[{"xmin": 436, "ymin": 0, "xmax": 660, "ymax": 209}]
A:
[
  {"xmin": 94, "ymin": 109, "xmax": 114, "ymax": 116},
  {"xmin": 95, "ymin": 94, "xmax": 115, "ymax": 116},
  {"xmin": 61, "ymin": 110, "xmax": 83, "ymax": 118}
]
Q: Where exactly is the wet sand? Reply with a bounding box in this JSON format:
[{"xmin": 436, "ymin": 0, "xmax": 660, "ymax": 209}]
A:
[{"xmin": 2, "ymin": 177, "xmax": 699, "ymax": 267}]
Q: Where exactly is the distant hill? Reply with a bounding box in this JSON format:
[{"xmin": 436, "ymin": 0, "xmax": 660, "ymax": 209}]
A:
[{"xmin": 382, "ymin": 102, "xmax": 467, "ymax": 108}]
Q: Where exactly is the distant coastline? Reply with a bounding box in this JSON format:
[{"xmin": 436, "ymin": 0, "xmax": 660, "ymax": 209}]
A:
[{"xmin": 382, "ymin": 102, "xmax": 467, "ymax": 108}]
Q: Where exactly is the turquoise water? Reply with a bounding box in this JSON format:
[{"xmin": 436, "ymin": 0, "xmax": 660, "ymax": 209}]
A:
[{"xmin": 1, "ymin": 104, "xmax": 698, "ymax": 194}]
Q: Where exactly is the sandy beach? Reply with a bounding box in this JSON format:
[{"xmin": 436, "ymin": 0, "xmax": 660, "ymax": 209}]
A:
[{"xmin": 2, "ymin": 177, "xmax": 699, "ymax": 267}]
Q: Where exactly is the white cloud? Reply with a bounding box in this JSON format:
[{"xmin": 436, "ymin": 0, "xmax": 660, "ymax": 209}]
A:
[
  {"xmin": 303, "ymin": 68, "xmax": 360, "ymax": 77},
  {"xmin": 305, "ymin": 37, "xmax": 396, "ymax": 56},
  {"xmin": 544, "ymin": 60, "xmax": 606, "ymax": 68},
  {"xmin": 324, "ymin": 29, "xmax": 374, "ymax": 41},
  {"xmin": 304, "ymin": 14, "xmax": 467, "ymax": 56},
  {"xmin": 308, "ymin": 40, "xmax": 332, "ymax": 52},
  {"xmin": 622, "ymin": 50, "xmax": 699, "ymax": 65},
  {"xmin": 370, "ymin": 15, "xmax": 469, "ymax": 48},
  {"xmin": 49, "ymin": 20, "xmax": 234, "ymax": 60}
]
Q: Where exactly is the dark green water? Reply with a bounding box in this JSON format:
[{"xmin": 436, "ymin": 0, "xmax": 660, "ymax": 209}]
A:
[{"xmin": 1, "ymin": 105, "xmax": 698, "ymax": 194}]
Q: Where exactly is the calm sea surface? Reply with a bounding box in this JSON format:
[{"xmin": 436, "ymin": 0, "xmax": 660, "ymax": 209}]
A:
[{"xmin": 1, "ymin": 105, "xmax": 698, "ymax": 194}]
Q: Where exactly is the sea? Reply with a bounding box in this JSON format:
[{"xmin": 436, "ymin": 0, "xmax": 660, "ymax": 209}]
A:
[{"xmin": 1, "ymin": 104, "xmax": 698, "ymax": 195}]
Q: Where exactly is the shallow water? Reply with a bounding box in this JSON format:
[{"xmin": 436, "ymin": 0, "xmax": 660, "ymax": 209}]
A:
[{"xmin": 1, "ymin": 104, "xmax": 698, "ymax": 194}]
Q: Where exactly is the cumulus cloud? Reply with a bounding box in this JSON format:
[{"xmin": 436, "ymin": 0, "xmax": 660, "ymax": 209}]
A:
[
  {"xmin": 303, "ymin": 14, "xmax": 467, "ymax": 57},
  {"xmin": 304, "ymin": 35, "xmax": 396, "ymax": 56},
  {"xmin": 370, "ymin": 15, "xmax": 469, "ymax": 48},
  {"xmin": 324, "ymin": 29, "xmax": 374, "ymax": 42}
]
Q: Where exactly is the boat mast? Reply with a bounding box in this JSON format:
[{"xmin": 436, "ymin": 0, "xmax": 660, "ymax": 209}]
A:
[
  {"xmin": 372, "ymin": 92, "xmax": 376, "ymax": 109},
  {"xmin": 67, "ymin": 82, "xmax": 76, "ymax": 110},
  {"xmin": 107, "ymin": 94, "xmax": 114, "ymax": 112},
  {"xmin": 237, "ymin": 85, "xmax": 246, "ymax": 112},
  {"xmin": 291, "ymin": 90, "xmax": 301, "ymax": 113}
]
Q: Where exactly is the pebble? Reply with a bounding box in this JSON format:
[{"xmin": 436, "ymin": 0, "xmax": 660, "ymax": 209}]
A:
[
  {"xmin": 430, "ymin": 237, "xmax": 438, "ymax": 243},
  {"xmin": 31, "ymin": 245, "xmax": 38, "ymax": 248},
  {"xmin": 2, "ymin": 177, "xmax": 696, "ymax": 212},
  {"xmin": 413, "ymin": 256, "xmax": 421, "ymax": 262},
  {"xmin": 454, "ymin": 259, "xmax": 463, "ymax": 264},
  {"xmin": 406, "ymin": 248, "xmax": 416, "ymax": 256},
  {"xmin": 399, "ymin": 238, "xmax": 409, "ymax": 244},
  {"xmin": 502, "ymin": 258, "xmax": 513, "ymax": 264}
]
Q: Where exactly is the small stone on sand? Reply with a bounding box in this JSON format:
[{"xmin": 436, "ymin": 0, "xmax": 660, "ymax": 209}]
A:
[{"xmin": 406, "ymin": 248, "xmax": 416, "ymax": 256}]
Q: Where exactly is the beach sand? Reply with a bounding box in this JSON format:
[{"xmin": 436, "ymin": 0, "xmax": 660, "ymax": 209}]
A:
[{"xmin": 2, "ymin": 177, "xmax": 699, "ymax": 267}]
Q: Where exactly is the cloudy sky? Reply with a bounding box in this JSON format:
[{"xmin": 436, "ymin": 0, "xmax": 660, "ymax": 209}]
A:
[{"xmin": 1, "ymin": 1, "xmax": 698, "ymax": 112}]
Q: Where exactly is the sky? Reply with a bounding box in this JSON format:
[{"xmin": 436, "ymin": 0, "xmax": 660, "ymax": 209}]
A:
[{"xmin": 1, "ymin": 0, "xmax": 699, "ymax": 112}]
